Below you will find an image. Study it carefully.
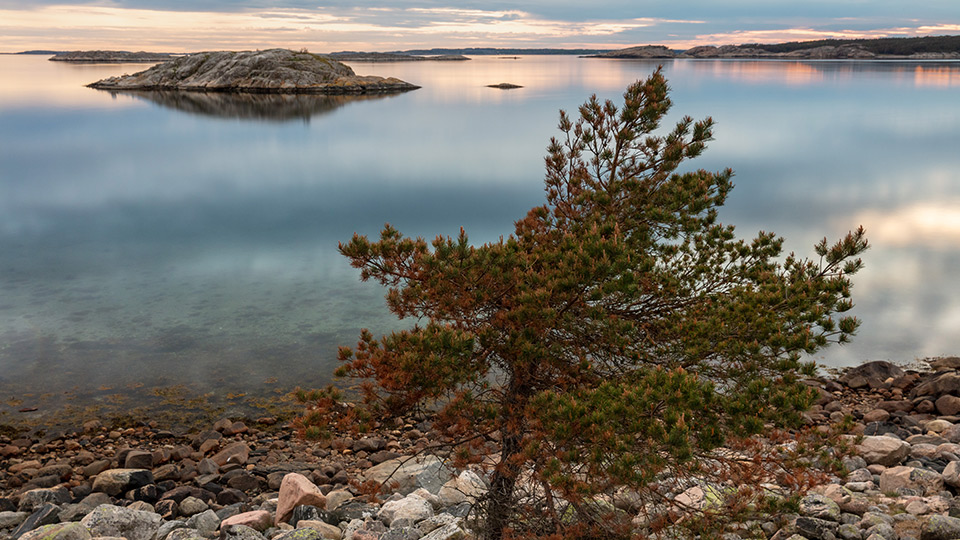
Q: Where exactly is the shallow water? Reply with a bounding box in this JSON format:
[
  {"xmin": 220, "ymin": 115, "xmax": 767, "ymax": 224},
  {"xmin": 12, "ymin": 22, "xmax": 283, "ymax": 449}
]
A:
[{"xmin": 2, "ymin": 55, "xmax": 959, "ymax": 425}]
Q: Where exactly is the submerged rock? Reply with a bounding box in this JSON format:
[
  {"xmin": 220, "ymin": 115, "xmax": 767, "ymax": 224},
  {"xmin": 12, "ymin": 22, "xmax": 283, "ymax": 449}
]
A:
[{"xmin": 87, "ymin": 49, "xmax": 420, "ymax": 94}]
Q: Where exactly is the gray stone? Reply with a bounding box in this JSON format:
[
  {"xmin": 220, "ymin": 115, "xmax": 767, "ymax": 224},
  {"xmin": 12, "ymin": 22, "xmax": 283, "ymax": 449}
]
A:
[
  {"xmin": 166, "ymin": 528, "xmax": 205, "ymax": 540},
  {"xmin": 840, "ymin": 362, "xmax": 904, "ymax": 389},
  {"xmin": 80, "ymin": 504, "xmax": 162, "ymax": 540},
  {"xmin": 18, "ymin": 487, "xmax": 72, "ymax": 512},
  {"xmin": 18, "ymin": 522, "xmax": 92, "ymax": 540},
  {"xmin": 87, "ymin": 49, "xmax": 419, "ymax": 95},
  {"xmin": 419, "ymin": 522, "xmax": 468, "ymax": 540},
  {"xmin": 922, "ymin": 515, "xmax": 960, "ymax": 540},
  {"xmin": 185, "ymin": 509, "xmax": 220, "ymax": 536},
  {"xmin": 157, "ymin": 519, "xmax": 188, "ymax": 540},
  {"xmin": 274, "ymin": 529, "xmax": 323, "ymax": 540},
  {"xmin": 295, "ymin": 520, "xmax": 342, "ymax": 539},
  {"xmin": 362, "ymin": 456, "xmax": 453, "ymax": 496},
  {"xmin": 378, "ymin": 493, "xmax": 434, "ymax": 526},
  {"xmin": 91, "ymin": 469, "xmax": 155, "ymax": 496},
  {"xmin": 837, "ymin": 523, "xmax": 861, "ymax": 540},
  {"xmin": 178, "ymin": 496, "xmax": 208, "ymax": 517},
  {"xmin": 795, "ymin": 516, "xmax": 839, "ymax": 540},
  {"xmin": 220, "ymin": 524, "xmax": 268, "ymax": 540},
  {"xmin": 865, "ymin": 522, "xmax": 897, "ymax": 540},
  {"xmin": 0, "ymin": 510, "xmax": 29, "ymax": 529},
  {"xmin": 800, "ymin": 494, "xmax": 842, "ymax": 522}
]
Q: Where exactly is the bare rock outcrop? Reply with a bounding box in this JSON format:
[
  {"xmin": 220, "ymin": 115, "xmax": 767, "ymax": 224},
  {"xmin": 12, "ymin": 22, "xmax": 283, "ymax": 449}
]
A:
[
  {"xmin": 87, "ymin": 49, "xmax": 419, "ymax": 94},
  {"xmin": 591, "ymin": 45, "xmax": 677, "ymax": 58},
  {"xmin": 50, "ymin": 50, "xmax": 174, "ymax": 63}
]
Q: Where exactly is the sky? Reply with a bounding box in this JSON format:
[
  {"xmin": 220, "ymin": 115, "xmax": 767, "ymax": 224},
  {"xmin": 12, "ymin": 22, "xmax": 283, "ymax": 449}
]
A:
[{"xmin": 0, "ymin": 1, "xmax": 958, "ymax": 53}]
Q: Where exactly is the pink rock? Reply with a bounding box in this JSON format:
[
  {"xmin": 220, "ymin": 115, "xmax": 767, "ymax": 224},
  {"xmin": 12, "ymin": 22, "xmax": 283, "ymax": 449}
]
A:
[
  {"xmin": 276, "ymin": 473, "xmax": 327, "ymax": 525},
  {"xmin": 221, "ymin": 510, "xmax": 273, "ymax": 531}
]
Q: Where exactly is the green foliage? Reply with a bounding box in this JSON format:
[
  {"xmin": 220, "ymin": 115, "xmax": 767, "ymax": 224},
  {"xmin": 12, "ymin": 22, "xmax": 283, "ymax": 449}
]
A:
[{"xmin": 297, "ymin": 68, "xmax": 868, "ymax": 539}]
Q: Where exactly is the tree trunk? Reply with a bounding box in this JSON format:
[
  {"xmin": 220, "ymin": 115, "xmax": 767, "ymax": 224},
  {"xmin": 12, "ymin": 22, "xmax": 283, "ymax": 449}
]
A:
[{"xmin": 485, "ymin": 429, "xmax": 522, "ymax": 540}]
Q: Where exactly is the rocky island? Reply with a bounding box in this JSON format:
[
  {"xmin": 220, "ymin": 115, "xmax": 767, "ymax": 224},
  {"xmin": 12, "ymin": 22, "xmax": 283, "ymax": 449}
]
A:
[
  {"xmin": 326, "ymin": 52, "xmax": 469, "ymax": 62},
  {"xmin": 589, "ymin": 36, "xmax": 960, "ymax": 60},
  {"xmin": 50, "ymin": 51, "xmax": 176, "ymax": 63},
  {"xmin": 87, "ymin": 49, "xmax": 419, "ymax": 94}
]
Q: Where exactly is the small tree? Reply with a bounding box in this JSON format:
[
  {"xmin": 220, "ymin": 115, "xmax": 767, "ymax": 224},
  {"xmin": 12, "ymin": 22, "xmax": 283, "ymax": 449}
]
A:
[{"xmin": 299, "ymin": 68, "xmax": 867, "ymax": 539}]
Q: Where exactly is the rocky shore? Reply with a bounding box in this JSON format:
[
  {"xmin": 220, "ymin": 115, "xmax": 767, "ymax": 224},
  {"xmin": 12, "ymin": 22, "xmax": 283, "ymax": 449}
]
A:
[
  {"xmin": 5, "ymin": 358, "xmax": 960, "ymax": 540},
  {"xmin": 588, "ymin": 44, "xmax": 960, "ymax": 60},
  {"xmin": 50, "ymin": 51, "xmax": 176, "ymax": 63},
  {"xmin": 87, "ymin": 49, "xmax": 420, "ymax": 94}
]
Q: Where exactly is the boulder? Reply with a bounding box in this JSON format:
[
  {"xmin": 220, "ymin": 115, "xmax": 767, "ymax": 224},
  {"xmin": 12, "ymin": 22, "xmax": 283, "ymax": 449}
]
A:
[
  {"xmin": 220, "ymin": 524, "xmax": 268, "ymax": 540},
  {"xmin": 943, "ymin": 461, "xmax": 960, "ymax": 487},
  {"xmin": 922, "ymin": 514, "xmax": 960, "ymax": 540},
  {"xmin": 276, "ymin": 473, "xmax": 326, "ymax": 525},
  {"xmin": 124, "ymin": 450, "xmax": 154, "ymax": 470},
  {"xmin": 295, "ymin": 520, "xmax": 342, "ymax": 539},
  {"xmin": 18, "ymin": 487, "xmax": 72, "ymax": 512},
  {"xmin": 438, "ymin": 470, "xmax": 487, "ymax": 506},
  {"xmin": 857, "ymin": 436, "xmax": 910, "ymax": 466},
  {"xmin": 11, "ymin": 503, "xmax": 62, "ymax": 537},
  {"xmin": 799, "ymin": 493, "xmax": 841, "ymax": 522},
  {"xmin": 879, "ymin": 466, "xmax": 944, "ymax": 496},
  {"xmin": 914, "ymin": 372, "xmax": 960, "ymax": 399},
  {"xmin": 937, "ymin": 395, "xmax": 960, "ymax": 416},
  {"xmin": 91, "ymin": 469, "xmax": 154, "ymax": 496},
  {"xmin": 362, "ymin": 456, "xmax": 454, "ymax": 495},
  {"xmin": 211, "ymin": 442, "xmax": 251, "ymax": 467},
  {"xmin": 378, "ymin": 493, "xmax": 434, "ymax": 526},
  {"xmin": 221, "ymin": 510, "xmax": 274, "ymax": 532},
  {"xmin": 840, "ymin": 361, "xmax": 904, "ymax": 389},
  {"xmin": 80, "ymin": 504, "xmax": 162, "ymax": 540},
  {"xmin": 18, "ymin": 522, "xmax": 92, "ymax": 540},
  {"xmin": 0, "ymin": 511, "xmax": 29, "ymax": 529},
  {"xmin": 186, "ymin": 509, "xmax": 221, "ymax": 536}
]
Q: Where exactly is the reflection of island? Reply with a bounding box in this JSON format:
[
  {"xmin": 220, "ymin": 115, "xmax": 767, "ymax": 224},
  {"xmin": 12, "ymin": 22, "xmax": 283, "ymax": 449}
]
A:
[{"xmin": 99, "ymin": 90, "xmax": 397, "ymax": 121}]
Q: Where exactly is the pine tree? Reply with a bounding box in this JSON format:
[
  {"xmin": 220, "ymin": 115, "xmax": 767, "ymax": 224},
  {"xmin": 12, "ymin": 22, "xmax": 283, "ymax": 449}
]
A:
[{"xmin": 298, "ymin": 68, "xmax": 868, "ymax": 539}]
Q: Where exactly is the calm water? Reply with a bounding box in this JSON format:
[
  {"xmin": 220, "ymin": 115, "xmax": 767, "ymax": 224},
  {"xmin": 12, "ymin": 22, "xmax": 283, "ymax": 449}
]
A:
[{"xmin": 2, "ymin": 55, "xmax": 959, "ymax": 423}]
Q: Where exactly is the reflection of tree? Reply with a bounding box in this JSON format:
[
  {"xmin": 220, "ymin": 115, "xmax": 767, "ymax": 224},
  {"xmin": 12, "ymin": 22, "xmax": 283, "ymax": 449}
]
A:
[{"xmin": 99, "ymin": 90, "xmax": 399, "ymax": 121}]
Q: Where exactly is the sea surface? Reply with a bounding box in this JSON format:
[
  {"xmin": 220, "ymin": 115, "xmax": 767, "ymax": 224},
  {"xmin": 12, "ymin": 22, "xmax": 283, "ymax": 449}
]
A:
[{"xmin": 2, "ymin": 55, "xmax": 959, "ymax": 425}]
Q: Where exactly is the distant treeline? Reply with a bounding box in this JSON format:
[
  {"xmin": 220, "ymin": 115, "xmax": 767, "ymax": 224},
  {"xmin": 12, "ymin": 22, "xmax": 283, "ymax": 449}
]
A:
[
  {"xmin": 396, "ymin": 47, "xmax": 610, "ymax": 55},
  {"xmin": 742, "ymin": 35, "xmax": 960, "ymax": 55}
]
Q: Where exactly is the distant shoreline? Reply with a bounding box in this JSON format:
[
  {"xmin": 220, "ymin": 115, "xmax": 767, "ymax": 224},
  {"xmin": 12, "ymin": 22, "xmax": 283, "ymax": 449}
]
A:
[{"xmin": 5, "ymin": 34, "xmax": 960, "ymax": 60}]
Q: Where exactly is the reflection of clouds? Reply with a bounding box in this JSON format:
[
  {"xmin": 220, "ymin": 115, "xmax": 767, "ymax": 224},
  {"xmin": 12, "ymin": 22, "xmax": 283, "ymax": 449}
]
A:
[
  {"xmin": 854, "ymin": 201, "xmax": 960, "ymax": 249},
  {"xmin": 912, "ymin": 65, "xmax": 960, "ymax": 88}
]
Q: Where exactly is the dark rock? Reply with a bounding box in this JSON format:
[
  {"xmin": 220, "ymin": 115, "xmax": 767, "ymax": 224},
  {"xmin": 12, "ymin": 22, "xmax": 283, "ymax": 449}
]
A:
[
  {"xmin": 11, "ymin": 503, "xmax": 61, "ymax": 538},
  {"xmin": 225, "ymin": 471, "xmax": 260, "ymax": 492},
  {"xmin": 125, "ymin": 450, "xmax": 154, "ymax": 470},
  {"xmin": 155, "ymin": 499, "xmax": 178, "ymax": 519},
  {"xmin": 913, "ymin": 372, "xmax": 960, "ymax": 399},
  {"xmin": 217, "ymin": 489, "xmax": 248, "ymax": 506},
  {"xmin": 160, "ymin": 485, "xmax": 215, "ymax": 504},
  {"xmin": 92, "ymin": 469, "xmax": 154, "ymax": 496},
  {"xmin": 291, "ymin": 505, "xmax": 322, "ymax": 527},
  {"xmin": 129, "ymin": 483, "xmax": 162, "ymax": 503},
  {"xmin": 795, "ymin": 516, "xmax": 839, "ymax": 539},
  {"xmin": 840, "ymin": 361, "xmax": 905, "ymax": 389}
]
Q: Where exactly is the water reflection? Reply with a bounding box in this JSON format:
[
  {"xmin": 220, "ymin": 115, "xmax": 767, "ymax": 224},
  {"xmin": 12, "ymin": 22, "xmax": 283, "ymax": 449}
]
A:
[
  {"xmin": 98, "ymin": 90, "xmax": 401, "ymax": 121},
  {"xmin": 2, "ymin": 55, "xmax": 960, "ymax": 429}
]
